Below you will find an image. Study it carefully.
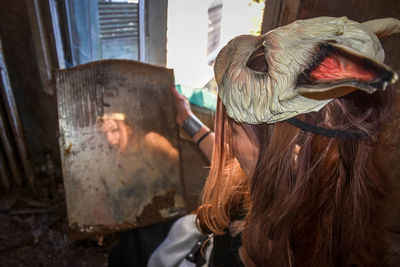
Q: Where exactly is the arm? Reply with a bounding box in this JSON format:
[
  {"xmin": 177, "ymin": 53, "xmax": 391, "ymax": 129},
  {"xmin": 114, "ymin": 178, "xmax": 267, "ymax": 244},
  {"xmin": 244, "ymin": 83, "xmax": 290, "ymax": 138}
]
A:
[{"xmin": 171, "ymin": 86, "xmax": 214, "ymax": 161}]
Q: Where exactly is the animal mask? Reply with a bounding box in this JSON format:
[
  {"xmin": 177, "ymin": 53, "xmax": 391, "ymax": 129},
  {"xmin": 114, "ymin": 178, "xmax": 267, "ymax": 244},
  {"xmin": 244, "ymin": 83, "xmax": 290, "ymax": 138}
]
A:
[{"xmin": 215, "ymin": 17, "xmax": 400, "ymax": 124}]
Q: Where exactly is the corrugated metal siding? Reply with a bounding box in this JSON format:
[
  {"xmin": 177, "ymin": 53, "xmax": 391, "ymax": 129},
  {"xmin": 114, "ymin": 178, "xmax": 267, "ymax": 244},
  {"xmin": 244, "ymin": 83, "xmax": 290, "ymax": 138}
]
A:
[{"xmin": 98, "ymin": 2, "xmax": 139, "ymax": 39}]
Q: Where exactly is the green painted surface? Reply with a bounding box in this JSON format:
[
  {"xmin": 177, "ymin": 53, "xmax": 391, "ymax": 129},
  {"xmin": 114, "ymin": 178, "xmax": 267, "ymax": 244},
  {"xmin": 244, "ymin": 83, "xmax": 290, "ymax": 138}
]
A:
[{"xmin": 176, "ymin": 84, "xmax": 217, "ymax": 111}]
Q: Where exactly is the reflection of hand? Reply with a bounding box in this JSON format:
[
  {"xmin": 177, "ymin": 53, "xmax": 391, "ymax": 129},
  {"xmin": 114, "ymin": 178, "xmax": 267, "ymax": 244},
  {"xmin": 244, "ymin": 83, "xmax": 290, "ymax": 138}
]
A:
[{"xmin": 171, "ymin": 86, "xmax": 192, "ymax": 126}]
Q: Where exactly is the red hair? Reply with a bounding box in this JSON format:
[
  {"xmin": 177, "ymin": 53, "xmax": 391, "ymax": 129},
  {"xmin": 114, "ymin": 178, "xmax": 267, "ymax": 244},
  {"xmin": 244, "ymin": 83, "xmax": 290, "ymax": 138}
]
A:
[
  {"xmin": 197, "ymin": 98, "xmax": 249, "ymax": 235},
  {"xmin": 197, "ymin": 88, "xmax": 396, "ymax": 266}
]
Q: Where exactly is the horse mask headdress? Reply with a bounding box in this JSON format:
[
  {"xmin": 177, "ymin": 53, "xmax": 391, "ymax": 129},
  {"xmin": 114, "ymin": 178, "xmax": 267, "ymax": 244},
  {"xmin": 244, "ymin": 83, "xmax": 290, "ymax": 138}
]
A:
[{"xmin": 215, "ymin": 17, "xmax": 400, "ymax": 124}]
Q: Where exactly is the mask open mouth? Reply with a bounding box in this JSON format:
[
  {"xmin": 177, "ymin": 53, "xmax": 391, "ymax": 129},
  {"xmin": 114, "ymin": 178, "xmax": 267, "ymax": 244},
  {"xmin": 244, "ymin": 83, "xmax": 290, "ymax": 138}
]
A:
[{"xmin": 296, "ymin": 42, "xmax": 398, "ymax": 100}]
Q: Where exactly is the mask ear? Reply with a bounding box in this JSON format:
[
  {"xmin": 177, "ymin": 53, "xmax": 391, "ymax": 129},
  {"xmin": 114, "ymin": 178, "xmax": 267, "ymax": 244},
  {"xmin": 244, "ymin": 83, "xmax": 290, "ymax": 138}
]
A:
[
  {"xmin": 362, "ymin": 18, "xmax": 400, "ymax": 38},
  {"xmin": 296, "ymin": 43, "xmax": 398, "ymax": 100},
  {"xmin": 246, "ymin": 45, "xmax": 268, "ymax": 73}
]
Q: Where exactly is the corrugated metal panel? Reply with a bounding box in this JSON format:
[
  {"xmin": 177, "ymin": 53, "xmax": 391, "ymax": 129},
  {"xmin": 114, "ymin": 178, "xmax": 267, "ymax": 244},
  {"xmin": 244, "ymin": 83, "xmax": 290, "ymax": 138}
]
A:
[{"xmin": 98, "ymin": 2, "xmax": 139, "ymax": 39}]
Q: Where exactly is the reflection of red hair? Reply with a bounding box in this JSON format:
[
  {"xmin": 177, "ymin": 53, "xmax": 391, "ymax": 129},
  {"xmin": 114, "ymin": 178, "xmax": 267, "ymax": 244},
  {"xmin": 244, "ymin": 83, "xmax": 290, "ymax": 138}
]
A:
[
  {"xmin": 197, "ymin": 88, "xmax": 396, "ymax": 266},
  {"xmin": 115, "ymin": 120, "xmax": 131, "ymax": 151},
  {"xmin": 101, "ymin": 119, "xmax": 132, "ymax": 152}
]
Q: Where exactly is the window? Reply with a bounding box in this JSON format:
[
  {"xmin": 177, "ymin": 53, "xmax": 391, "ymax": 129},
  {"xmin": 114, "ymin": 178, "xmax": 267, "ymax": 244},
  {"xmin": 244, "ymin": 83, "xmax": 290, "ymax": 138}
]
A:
[{"xmin": 61, "ymin": 0, "xmax": 148, "ymax": 66}]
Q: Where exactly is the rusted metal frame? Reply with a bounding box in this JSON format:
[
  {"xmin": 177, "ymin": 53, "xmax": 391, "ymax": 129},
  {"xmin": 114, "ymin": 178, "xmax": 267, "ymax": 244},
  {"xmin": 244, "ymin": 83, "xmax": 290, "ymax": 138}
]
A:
[
  {"xmin": 0, "ymin": 102, "xmax": 23, "ymax": 186},
  {"xmin": 0, "ymin": 144, "xmax": 11, "ymax": 189},
  {"xmin": 0, "ymin": 40, "xmax": 36, "ymax": 189}
]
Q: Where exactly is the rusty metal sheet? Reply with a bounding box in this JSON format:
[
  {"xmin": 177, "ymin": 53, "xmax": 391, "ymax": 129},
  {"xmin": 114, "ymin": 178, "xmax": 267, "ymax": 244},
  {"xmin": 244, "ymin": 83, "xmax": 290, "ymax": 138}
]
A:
[{"xmin": 55, "ymin": 60, "xmax": 186, "ymax": 235}]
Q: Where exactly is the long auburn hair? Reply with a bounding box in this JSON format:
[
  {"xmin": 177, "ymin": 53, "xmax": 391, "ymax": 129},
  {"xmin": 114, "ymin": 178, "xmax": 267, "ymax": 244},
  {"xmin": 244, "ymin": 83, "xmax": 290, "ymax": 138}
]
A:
[{"xmin": 196, "ymin": 87, "xmax": 396, "ymax": 266}]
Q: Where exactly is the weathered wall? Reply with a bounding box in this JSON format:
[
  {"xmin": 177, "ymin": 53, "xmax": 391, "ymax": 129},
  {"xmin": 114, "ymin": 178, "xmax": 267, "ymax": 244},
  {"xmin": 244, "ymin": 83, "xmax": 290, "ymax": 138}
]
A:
[{"xmin": 0, "ymin": 0, "xmax": 60, "ymax": 170}]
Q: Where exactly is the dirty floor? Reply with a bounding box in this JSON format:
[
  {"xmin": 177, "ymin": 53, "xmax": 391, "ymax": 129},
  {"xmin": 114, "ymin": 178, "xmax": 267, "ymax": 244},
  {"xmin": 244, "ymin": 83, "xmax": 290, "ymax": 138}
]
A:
[{"xmin": 0, "ymin": 184, "xmax": 118, "ymax": 267}]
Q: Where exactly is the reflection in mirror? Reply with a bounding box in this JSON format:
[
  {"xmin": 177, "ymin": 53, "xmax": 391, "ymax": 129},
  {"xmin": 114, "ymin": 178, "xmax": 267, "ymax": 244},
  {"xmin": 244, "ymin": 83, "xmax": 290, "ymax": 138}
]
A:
[
  {"xmin": 100, "ymin": 113, "xmax": 179, "ymax": 163},
  {"xmin": 144, "ymin": 132, "xmax": 178, "ymax": 160},
  {"xmin": 101, "ymin": 113, "xmax": 131, "ymax": 152},
  {"xmin": 56, "ymin": 60, "xmax": 184, "ymax": 233}
]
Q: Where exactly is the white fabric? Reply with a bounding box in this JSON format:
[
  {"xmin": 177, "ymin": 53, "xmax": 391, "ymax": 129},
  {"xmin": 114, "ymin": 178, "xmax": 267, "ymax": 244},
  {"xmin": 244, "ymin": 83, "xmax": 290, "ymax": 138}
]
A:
[{"xmin": 147, "ymin": 214, "xmax": 206, "ymax": 267}]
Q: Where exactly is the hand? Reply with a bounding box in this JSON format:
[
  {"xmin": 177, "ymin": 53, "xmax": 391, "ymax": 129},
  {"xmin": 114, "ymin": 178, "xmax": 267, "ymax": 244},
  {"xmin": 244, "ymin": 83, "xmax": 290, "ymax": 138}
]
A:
[{"xmin": 171, "ymin": 86, "xmax": 193, "ymax": 126}]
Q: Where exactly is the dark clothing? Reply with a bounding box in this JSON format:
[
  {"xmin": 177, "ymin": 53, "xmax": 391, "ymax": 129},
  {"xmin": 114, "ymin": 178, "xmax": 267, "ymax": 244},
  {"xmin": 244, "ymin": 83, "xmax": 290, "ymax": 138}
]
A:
[
  {"xmin": 109, "ymin": 216, "xmax": 245, "ymax": 267},
  {"xmin": 208, "ymin": 232, "xmax": 244, "ymax": 267},
  {"xmin": 108, "ymin": 219, "xmax": 177, "ymax": 267}
]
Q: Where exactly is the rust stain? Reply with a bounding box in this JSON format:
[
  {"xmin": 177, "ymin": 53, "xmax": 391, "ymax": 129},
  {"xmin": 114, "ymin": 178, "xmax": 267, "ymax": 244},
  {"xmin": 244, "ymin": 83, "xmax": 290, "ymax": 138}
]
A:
[
  {"xmin": 64, "ymin": 143, "xmax": 72, "ymax": 154},
  {"xmin": 135, "ymin": 190, "xmax": 176, "ymax": 225},
  {"xmin": 68, "ymin": 190, "xmax": 178, "ymax": 239}
]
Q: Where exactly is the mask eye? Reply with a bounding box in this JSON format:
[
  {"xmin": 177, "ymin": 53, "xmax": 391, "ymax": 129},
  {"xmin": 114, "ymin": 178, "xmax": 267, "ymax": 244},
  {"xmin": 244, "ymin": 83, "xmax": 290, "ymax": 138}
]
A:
[{"xmin": 246, "ymin": 46, "xmax": 268, "ymax": 73}]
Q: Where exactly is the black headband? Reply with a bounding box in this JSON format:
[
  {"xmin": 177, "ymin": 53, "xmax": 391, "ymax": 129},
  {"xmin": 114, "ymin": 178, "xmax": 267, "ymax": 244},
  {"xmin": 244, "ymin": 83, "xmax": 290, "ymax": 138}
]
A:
[{"xmin": 285, "ymin": 117, "xmax": 365, "ymax": 139}]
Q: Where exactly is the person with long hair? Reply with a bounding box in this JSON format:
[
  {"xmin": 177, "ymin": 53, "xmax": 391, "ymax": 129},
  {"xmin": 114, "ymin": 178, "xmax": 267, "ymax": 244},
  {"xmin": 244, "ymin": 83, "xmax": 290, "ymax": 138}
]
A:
[
  {"xmin": 149, "ymin": 17, "xmax": 400, "ymax": 266},
  {"xmin": 195, "ymin": 17, "xmax": 400, "ymax": 266}
]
